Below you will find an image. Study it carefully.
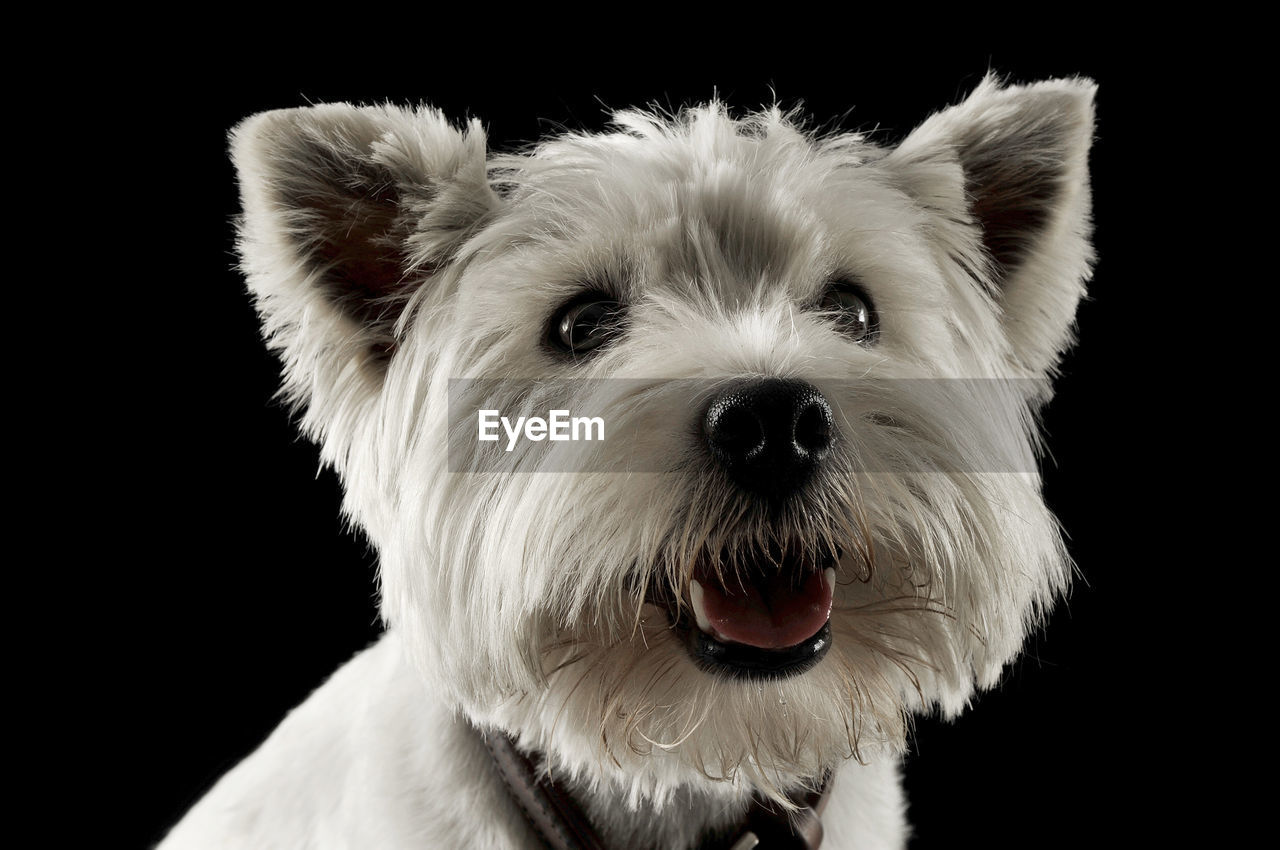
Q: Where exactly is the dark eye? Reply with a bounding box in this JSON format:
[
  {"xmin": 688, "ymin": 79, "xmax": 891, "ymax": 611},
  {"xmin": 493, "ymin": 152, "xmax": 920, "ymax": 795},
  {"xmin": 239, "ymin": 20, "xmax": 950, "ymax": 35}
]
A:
[
  {"xmin": 818, "ymin": 281, "xmax": 878, "ymax": 344},
  {"xmin": 549, "ymin": 296, "xmax": 627, "ymax": 355}
]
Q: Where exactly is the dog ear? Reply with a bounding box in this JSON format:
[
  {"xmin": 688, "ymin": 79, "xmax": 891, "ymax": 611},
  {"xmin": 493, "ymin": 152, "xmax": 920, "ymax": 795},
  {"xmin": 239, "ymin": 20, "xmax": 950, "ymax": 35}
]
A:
[
  {"xmin": 230, "ymin": 103, "xmax": 499, "ymax": 444},
  {"xmin": 885, "ymin": 76, "xmax": 1096, "ymax": 379}
]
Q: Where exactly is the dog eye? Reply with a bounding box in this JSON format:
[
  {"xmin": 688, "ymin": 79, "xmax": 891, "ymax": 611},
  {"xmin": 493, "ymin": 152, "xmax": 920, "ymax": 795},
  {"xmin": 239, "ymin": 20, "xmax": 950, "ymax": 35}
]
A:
[
  {"xmin": 551, "ymin": 297, "xmax": 627, "ymax": 355},
  {"xmin": 818, "ymin": 281, "xmax": 878, "ymax": 344}
]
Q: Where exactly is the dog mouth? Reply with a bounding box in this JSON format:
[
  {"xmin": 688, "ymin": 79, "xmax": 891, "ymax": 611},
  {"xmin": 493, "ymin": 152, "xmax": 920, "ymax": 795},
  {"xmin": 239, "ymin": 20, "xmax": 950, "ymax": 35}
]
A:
[{"xmin": 662, "ymin": 543, "xmax": 836, "ymax": 680}]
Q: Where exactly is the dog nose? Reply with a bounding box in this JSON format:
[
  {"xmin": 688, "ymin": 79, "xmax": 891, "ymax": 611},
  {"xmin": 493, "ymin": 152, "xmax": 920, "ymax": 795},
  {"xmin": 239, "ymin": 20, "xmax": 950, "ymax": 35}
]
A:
[{"xmin": 703, "ymin": 378, "xmax": 833, "ymax": 499}]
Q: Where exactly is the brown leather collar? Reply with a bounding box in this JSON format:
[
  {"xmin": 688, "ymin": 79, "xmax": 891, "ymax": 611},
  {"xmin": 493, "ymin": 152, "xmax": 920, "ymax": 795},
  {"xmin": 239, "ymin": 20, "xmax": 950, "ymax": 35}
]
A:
[{"xmin": 477, "ymin": 724, "xmax": 832, "ymax": 850}]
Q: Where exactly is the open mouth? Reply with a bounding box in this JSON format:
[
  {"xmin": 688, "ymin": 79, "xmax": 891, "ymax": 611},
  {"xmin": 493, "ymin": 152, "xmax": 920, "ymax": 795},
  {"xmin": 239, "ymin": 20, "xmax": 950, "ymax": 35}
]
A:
[{"xmin": 667, "ymin": 544, "xmax": 836, "ymax": 680}]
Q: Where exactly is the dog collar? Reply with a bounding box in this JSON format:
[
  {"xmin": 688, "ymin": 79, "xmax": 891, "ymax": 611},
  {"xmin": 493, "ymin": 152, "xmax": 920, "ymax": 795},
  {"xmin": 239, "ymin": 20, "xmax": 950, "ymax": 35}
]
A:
[{"xmin": 477, "ymin": 724, "xmax": 832, "ymax": 850}]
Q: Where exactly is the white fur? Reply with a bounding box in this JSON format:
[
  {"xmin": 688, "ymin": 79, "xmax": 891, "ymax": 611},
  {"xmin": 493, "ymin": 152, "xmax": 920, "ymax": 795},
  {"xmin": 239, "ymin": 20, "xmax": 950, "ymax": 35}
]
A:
[{"xmin": 162, "ymin": 75, "xmax": 1095, "ymax": 849}]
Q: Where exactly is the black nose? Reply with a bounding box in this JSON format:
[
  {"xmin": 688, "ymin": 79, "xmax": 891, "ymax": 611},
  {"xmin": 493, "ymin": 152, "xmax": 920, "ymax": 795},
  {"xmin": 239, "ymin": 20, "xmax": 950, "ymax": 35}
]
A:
[{"xmin": 703, "ymin": 378, "xmax": 833, "ymax": 499}]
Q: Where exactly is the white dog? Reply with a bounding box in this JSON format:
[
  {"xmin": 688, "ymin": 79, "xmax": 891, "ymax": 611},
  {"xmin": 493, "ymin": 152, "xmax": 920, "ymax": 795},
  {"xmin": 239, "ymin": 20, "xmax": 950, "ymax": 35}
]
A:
[{"xmin": 162, "ymin": 75, "xmax": 1095, "ymax": 849}]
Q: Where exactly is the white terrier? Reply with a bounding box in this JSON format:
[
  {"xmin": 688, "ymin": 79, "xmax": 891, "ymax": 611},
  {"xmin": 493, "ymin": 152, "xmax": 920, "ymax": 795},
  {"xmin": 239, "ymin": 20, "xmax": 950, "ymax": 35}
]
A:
[{"xmin": 163, "ymin": 75, "xmax": 1095, "ymax": 849}]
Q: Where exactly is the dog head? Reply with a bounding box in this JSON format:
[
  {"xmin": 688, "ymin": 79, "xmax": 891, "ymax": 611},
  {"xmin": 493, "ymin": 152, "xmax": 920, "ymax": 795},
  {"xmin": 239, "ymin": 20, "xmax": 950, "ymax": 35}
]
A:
[{"xmin": 231, "ymin": 76, "xmax": 1094, "ymax": 805}]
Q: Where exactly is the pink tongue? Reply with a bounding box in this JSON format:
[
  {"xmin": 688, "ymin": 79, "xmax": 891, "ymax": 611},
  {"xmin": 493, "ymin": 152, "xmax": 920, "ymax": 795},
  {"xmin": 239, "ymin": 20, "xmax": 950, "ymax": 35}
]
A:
[{"xmin": 698, "ymin": 569, "xmax": 833, "ymax": 649}]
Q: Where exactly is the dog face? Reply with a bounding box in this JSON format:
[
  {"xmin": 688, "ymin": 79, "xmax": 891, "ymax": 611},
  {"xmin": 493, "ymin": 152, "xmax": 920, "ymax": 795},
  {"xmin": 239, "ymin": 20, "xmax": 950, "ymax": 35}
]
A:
[{"xmin": 231, "ymin": 76, "xmax": 1094, "ymax": 804}]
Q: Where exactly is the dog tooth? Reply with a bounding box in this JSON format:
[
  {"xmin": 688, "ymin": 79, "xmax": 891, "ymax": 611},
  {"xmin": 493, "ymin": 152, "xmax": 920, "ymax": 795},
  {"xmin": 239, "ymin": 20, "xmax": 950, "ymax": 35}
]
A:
[
  {"xmin": 689, "ymin": 579, "xmax": 715, "ymax": 634},
  {"xmin": 824, "ymin": 567, "xmax": 836, "ymax": 589}
]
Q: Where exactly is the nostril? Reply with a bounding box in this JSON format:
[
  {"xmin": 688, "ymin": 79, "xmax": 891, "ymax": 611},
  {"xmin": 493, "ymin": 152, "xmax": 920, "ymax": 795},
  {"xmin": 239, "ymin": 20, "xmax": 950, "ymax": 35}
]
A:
[
  {"xmin": 794, "ymin": 396, "xmax": 833, "ymax": 458},
  {"xmin": 706, "ymin": 395, "xmax": 767, "ymax": 463}
]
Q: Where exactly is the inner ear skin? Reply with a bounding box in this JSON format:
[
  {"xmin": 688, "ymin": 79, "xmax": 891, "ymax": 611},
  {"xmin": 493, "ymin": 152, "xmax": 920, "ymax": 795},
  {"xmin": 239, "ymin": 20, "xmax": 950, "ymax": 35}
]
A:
[
  {"xmin": 278, "ymin": 141, "xmax": 416, "ymax": 327},
  {"xmin": 957, "ymin": 111, "xmax": 1079, "ymax": 278},
  {"xmin": 310, "ymin": 180, "xmax": 408, "ymax": 312},
  {"xmin": 968, "ymin": 163, "xmax": 1059, "ymax": 276}
]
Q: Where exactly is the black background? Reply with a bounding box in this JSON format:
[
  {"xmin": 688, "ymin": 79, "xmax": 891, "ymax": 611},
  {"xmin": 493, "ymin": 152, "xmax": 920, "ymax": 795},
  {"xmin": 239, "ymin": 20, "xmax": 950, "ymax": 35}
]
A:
[{"xmin": 120, "ymin": 39, "xmax": 1181, "ymax": 849}]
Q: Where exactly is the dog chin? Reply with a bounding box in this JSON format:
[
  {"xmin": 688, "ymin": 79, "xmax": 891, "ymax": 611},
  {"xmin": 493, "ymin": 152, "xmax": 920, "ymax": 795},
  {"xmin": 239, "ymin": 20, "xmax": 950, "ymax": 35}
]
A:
[
  {"xmin": 475, "ymin": 618, "xmax": 902, "ymax": 810},
  {"xmin": 466, "ymin": 560, "xmax": 909, "ymax": 804}
]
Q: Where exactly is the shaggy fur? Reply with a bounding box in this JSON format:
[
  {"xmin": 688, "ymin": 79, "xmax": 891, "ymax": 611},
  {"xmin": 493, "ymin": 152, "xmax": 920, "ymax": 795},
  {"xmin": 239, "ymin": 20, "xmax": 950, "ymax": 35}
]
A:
[{"xmin": 162, "ymin": 75, "xmax": 1095, "ymax": 849}]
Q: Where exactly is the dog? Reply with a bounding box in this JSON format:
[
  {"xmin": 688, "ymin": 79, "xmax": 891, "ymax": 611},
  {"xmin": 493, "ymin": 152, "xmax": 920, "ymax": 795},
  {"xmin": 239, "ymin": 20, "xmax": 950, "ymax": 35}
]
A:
[{"xmin": 161, "ymin": 75, "xmax": 1095, "ymax": 849}]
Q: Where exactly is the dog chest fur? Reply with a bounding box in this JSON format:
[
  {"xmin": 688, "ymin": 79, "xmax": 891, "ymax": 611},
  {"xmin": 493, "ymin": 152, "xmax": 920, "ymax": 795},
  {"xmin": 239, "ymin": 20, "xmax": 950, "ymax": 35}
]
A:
[{"xmin": 161, "ymin": 632, "xmax": 909, "ymax": 849}]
